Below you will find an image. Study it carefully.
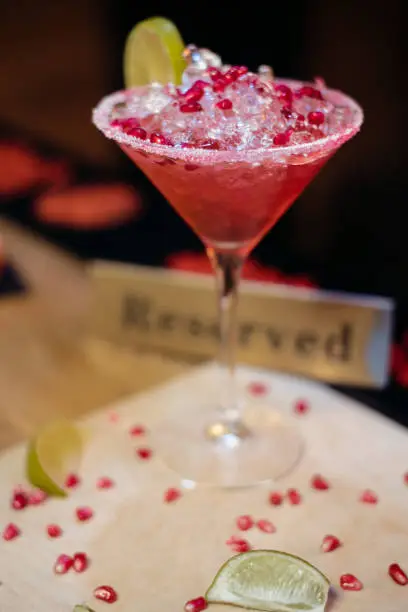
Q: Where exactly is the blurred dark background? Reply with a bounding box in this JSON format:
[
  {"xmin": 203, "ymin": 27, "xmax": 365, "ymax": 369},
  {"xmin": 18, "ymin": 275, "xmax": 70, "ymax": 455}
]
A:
[{"xmin": 1, "ymin": 1, "xmax": 408, "ymax": 412}]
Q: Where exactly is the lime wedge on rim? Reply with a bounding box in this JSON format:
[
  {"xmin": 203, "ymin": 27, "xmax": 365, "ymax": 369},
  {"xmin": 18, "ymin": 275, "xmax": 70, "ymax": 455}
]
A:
[
  {"xmin": 124, "ymin": 16, "xmax": 186, "ymax": 87},
  {"xmin": 206, "ymin": 550, "xmax": 330, "ymax": 612},
  {"xmin": 26, "ymin": 420, "xmax": 83, "ymax": 497}
]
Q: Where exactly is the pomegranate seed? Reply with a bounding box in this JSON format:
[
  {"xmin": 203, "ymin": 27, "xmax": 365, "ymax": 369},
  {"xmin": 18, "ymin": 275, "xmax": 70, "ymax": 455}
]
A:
[
  {"xmin": 182, "ymin": 87, "xmax": 204, "ymax": 103},
  {"xmin": 360, "ymin": 489, "xmax": 378, "ymax": 504},
  {"xmin": 164, "ymin": 487, "xmax": 182, "ymax": 503},
  {"xmin": 150, "ymin": 132, "xmax": 167, "ymax": 145},
  {"xmin": 293, "ymin": 399, "xmax": 310, "ymax": 415},
  {"xmin": 180, "ymin": 102, "xmax": 203, "ymax": 113},
  {"xmin": 128, "ymin": 127, "xmax": 147, "ymax": 140},
  {"xmin": 129, "ymin": 425, "xmax": 145, "ymax": 437},
  {"xmin": 227, "ymin": 538, "xmax": 251, "ymax": 553},
  {"xmin": 275, "ymin": 84, "xmax": 293, "ymax": 104},
  {"xmin": 28, "ymin": 489, "xmax": 48, "ymax": 505},
  {"xmin": 236, "ymin": 515, "xmax": 254, "ymax": 531},
  {"xmin": 226, "ymin": 535, "xmax": 239, "ymax": 545},
  {"xmin": 122, "ymin": 118, "xmax": 140, "ymax": 131},
  {"xmin": 54, "ymin": 554, "xmax": 73, "ymax": 575},
  {"xmin": 208, "ymin": 67, "xmax": 223, "ymax": 81},
  {"xmin": 2, "ymin": 523, "xmax": 21, "ymax": 541},
  {"xmin": 11, "ymin": 491, "xmax": 28, "ymax": 510},
  {"xmin": 297, "ymin": 114, "xmax": 305, "ymax": 123},
  {"xmin": 273, "ymin": 131, "xmax": 291, "ymax": 146},
  {"xmin": 65, "ymin": 473, "xmax": 80, "ymax": 488},
  {"xmin": 76, "ymin": 506, "xmax": 94, "ymax": 522},
  {"xmin": 308, "ymin": 111, "xmax": 325, "ymax": 126},
  {"xmin": 269, "ymin": 491, "xmax": 283, "ymax": 506},
  {"xmin": 311, "ymin": 474, "xmax": 330, "ymax": 491},
  {"xmin": 184, "ymin": 596, "xmax": 208, "ymax": 612},
  {"xmin": 110, "ymin": 118, "xmax": 122, "ymax": 127},
  {"xmin": 181, "ymin": 142, "xmax": 195, "ymax": 148},
  {"xmin": 287, "ymin": 488, "xmax": 302, "ymax": 505},
  {"xmin": 388, "ymin": 563, "xmax": 408, "ymax": 586},
  {"xmin": 224, "ymin": 67, "xmax": 240, "ymax": 82},
  {"xmin": 212, "ymin": 80, "xmax": 227, "ymax": 93},
  {"xmin": 94, "ymin": 585, "xmax": 118, "ymax": 604},
  {"xmin": 192, "ymin": 80, "xmax": 209, "ymax": 90},
  {"xmin": 321, "ymin": 535, "xmax": 342, "ymax": 553},
  {"xmin": 403, "ymin": 472, "xmax": 408, "ymax": 485},
  {"xmin": 340, "ymin": 574, "xmax": 363, "ymax": 591},
  {"xmin": 296, "ymin": 86, "xmax": 323, "ymax": 100},
  {"xmin": 47, "ymin": 524, "xmax": 63, "ymax": 538},
  {"xmin": 200, "ymin": 139, "xmax": 220, "ymax": 150},
  {"xmin": 234, "ymin": 66, "xmax": 249, "ymax": 77},
  {"xmin": 247, "ymin": 381, "xmax": 268, "ymax": 396},
  {"xmin": 257, "ymin": 519, "xmax": 276, "ymax": 534},
  {"xmin": 281, "ymin": 106, "xmax": 293, "ymax": 119},
  {"xmin": 216, "ymin": 99, "xmax": 233, "ymax": 110},
  {"xmin": 96, "ymin": 476, "xmax": 114, "ymax": 490},
  {"xmin": 137, "ymin": 447, "xmax": 153, "ymax": 460},
  {"xmin": 73, "ymin": 552, "xmax": 89, "ymax": 573},
  {"xmin": 184, "ymin": 164, "xmax": 200, "ymax": 171}
]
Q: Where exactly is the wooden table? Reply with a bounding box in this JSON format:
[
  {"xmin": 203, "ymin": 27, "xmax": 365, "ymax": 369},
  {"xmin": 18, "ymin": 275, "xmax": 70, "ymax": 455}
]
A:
[{"xmin": 0, "ymin": 219, "xmax": 188, "ymax": 450}]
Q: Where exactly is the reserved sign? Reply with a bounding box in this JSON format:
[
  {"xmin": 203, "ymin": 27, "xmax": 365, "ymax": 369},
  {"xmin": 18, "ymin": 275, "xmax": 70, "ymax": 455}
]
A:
[{"xmin": 88, "ymin": 261, "xmax": 393, "ymax": 387}]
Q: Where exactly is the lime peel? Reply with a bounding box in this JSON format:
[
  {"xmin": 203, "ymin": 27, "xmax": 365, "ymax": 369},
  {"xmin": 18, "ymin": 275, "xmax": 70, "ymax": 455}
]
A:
[
  {"xmin": 206, "ymin": 550, "xmax": 330, "ymax": 612},
  {"xmin": 26, "ymin": 420, "xmax": 83, "ymax": 497},
  {"xmin": 124, "ymin": 16, "xmax": 186, "ymax": 87}
]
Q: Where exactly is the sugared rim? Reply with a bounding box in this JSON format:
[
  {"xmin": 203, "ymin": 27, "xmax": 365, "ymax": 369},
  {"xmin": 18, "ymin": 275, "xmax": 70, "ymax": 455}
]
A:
[{"xmin": 92, "ymin": 78, "xmax": 364, "ymax": 164}]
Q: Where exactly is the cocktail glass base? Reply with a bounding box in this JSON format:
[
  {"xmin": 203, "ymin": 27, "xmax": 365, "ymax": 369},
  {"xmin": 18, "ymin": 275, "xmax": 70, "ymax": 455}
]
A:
[{"xmin": 154, "ymin": 401, "xmax": 304, "ymax": 488}]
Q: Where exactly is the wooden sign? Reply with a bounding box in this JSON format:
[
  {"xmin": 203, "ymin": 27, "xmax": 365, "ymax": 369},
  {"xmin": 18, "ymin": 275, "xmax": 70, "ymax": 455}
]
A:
[{"xmin": 88, "ymin": 261, "xmax": 393, "ymax": 387}]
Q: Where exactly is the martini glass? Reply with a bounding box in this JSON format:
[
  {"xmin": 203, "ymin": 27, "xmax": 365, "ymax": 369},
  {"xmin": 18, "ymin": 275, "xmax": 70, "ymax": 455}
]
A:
[{"xmin": 93, "ymin": 78, "xmax": 363, "ymax": 487}]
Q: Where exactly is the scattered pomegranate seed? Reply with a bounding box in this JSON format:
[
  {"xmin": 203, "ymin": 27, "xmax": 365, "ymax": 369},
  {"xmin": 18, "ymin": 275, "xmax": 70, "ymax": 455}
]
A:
[
  {"xmin": 129, "ymin": 425, "xmax": 146, "ymax": 437},
  {"xmin": 293, "ymin": 399, "xmax": 310, "ymax": 415},
  {"xmin": 247, "ymin": 381, "xmax": 268, "ymax": 396},
  {"xmin": 184, "ymin": 164, "xmax": 200, "ymax": 171},
  {"xmin": 257, "ymin": 519, "xmax": 276, "ymax": 534},
  {"xmin": 54, "ymin": 554, "xmax": 73, "ymax": 575},
  {"xmin": 227, "ymin": 538, "xmax": 251, "ymax": 553},
  {"xmin": 136, "ymin": 447, "xmax": 153, "ymax": 460},
  {"xmin": 128, "ymin": 126, "xmax": 147, "ymax": 140},
  {"xmin": 192, "ymin": 80, "xmax": 209, "ymax": 90},
  {"xmin": 200, "ymin": 139, "xmax": 220, "ymax": 150},
  {"xmin": 28, "ymin": 489, "xmax": 48, "ymax": 505},
  {"xmin": 2, "ymin": 523, "xmax": 21, "ymax": 541},
  {"xmin": 311, "ymin": 474, "xmax": 330, "ymax": 491},
  {"xmin": 73, "ymin": 552, "xmax": 90, "ymax": 573},
  {"xmin": 76, "ymin": 506, "xmax": 94, "ymax": 522},
  {"xmin": 388, "ymin": 563, "xmax": 408, "ymax": 586},
  {"xmin": 321, "ymin": 535, "xmax": 342, "ymax": 553},
  {"xmin": 150, "ymin": 132, "xmax": 168, "ymax": 145},
  {"xmin": 359, "ymin": 489, "xmax": 378, "ymax": 504},
  {"xmin": 403, "ymin": 472, "xmax": 408, "ymax": 485},
  {"xmin": 11, "ymin": 491, "xmax": 28, "ymax": 510},
  {"xmin": 216, "ymin": 99, "xmax": 233, "ymax": 111},
  {"xmin": 96, "ymin": 476, "xmax": 114, "ymax": 490},
  {"xmin": 164, "ymin": 487, "xmax": 182, "ymax": 503},
  {"xmin": 281, "ymin": 106, "xmax": 293, "ymax": 119},
  {"xmin": 180, "ymin": 102, "xmax": 203, "ymax": 113},
  {"xmin": 122, "ymin": 118, "xmax": 140, "ymax": 132},
  {"xmin": 65, "ymin": 473, "xmax": 80, "ymax": 489},
  {"xmin": 269, "ymin": 491, "xmax": 283, "ymax": 506},
  {"xmin": 236, "ymin": 515, "xmax": 254, "ymax": 531},
  {"xmin": 308, "ymin": 111, "xmax": 325, "ymax": 126},
  {"xmin": 47, "ymin": 524, "xmax": 63, "ymax": 538},
  {"xmin": 184, "ymin": 596, "xmax": 208, "ymax": 612},
  {"xmin": 287, "ymin": 488, "xmax": 302, "ymax": 505},
  {"xmin": 94, "ymin": 585, "xmax": 118, "ymax": 604},
  {"xmin": 234, "ymin": 66, "xmax": 249, "ymax": 77},
  {"xmin": 340, "ymin": 574, "xmax": 363, "ymax": 591}
]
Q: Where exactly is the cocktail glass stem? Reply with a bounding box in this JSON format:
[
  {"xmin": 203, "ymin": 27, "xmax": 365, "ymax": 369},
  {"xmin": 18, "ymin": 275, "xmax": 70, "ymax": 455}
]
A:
[{"xmin": 207, "ymin": 248, "xmax": 249, "ymax": 443}]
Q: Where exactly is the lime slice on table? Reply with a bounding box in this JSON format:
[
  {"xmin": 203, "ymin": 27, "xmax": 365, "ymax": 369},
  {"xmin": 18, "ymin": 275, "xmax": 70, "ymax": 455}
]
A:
[
  {"xmin": 26, "ymin": 420, "xmax": 83, "ymax": 497},
  {"xmin": 206, "ymin": 550, "xmax": 330, "ymax": 612},
  {"xmin": 124, "ymin": 16, "xmax": 186, "ymax": 87}
]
